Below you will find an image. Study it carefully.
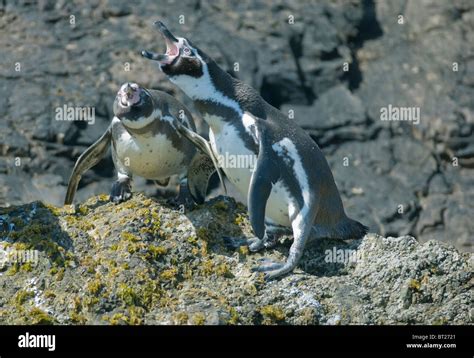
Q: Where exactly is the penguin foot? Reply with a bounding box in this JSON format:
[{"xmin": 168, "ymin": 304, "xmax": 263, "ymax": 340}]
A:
[
  {"xmin": 222, "ymin": 236, "xmax": 265, "ymax": 252},
  {"xmin": 110, "ymin": 179, "xmax": 132, "ymax": 203},
  {"xmin": 167, "ymin": 180, "xmax": 196, "ymax": 211},
  {"xmin": 252, "ymin": 258, "xmax": 284, "ymax": 272},
  {"xmin": 167, "ymin": 192, "xmax": 195, "ymax": 211},
  {"xmin": 252, "ymin": 259, "xmax": 293, "ymax": 281}
]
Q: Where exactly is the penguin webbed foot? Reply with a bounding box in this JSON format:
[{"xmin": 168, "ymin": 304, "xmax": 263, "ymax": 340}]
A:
[
  {"xmin": 167, "ymin": 182, "xmax": 195, "ymax": 211},
  {"xmin": 110, "ymin": 178, "xmax": 132, "ymax": 203},
  {"xmin": 252, "ymin": 259, "xmax": 292, "ymax": 281},
  {"xmin": 223, "ymin": 234, "xmax": 276, "ymax": 252}
]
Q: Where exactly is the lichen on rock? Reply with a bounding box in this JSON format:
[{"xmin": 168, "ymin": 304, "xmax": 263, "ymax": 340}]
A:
[{"xmin": 0, "ymin": 194, "xmax": 471, "ymax": 325}]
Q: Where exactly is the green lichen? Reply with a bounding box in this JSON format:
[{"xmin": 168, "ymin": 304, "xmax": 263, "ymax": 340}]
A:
[
  {"xmin": 201, "ymin": 259, "xmax": 214, "ymax": 276},
  {"xmin": 408, "ymin": 279, "xmax": 421, "ymax": 291},
  {"xmin": 228, "ymin": 307, "xmax": 239, "ymax": 325},
  {"xmin": 213, "ymin": 201, "xmax": 228, "ymax": 212},
  {"xmin": 29, "ymin": 307, "xmax": 56, "ymax": 325},
  {"xmin": 145, "ymin": 245, "xmax": 167, "ymax": 260},
  {"xmin": 14, "ymin": 290, "xmax": 34, "ymax": 305},
  {"xmin": 160, "ymin": 267, "xmax": 178, "ymax": 281},
  {"xmin": 117, "ymin": 283, "xmax": 140, "ymax": 306},
  {"xmin": 44, "ymin": 290, "xmax": 56, "ymax": 299},
  {"xmin": 260, "ymin": 305, "xmax": 286, "ymax": 324},
  {"xmin": 20, "ymin": 262, "xmax": 33, "ymax": 272},
  {"xmin": 55, "ymin": 268, "xmax": 65, "ymax": 281},
  {"xmin": 215, "ymin": 263, "xmax": 233, "ymax": 278},
  {"xmin": 136, "ymin": 280, "xmax": 162, "ymax": 308},
  {"xmin": 9, "ymin": 222, "xmax": 66, "ymax": 267},
  {"xmin": 234, "ymin": 213, "xmax": 246, "ymax": 225},
  {"xmin": 187, "ymin": 236, "xmax": 198, "ymax": 245},
  {"xmin": 70, "ymin": 312, "xmax": 87, "ymax": 324},
  {"xmin": 191, "ymin": 313, "xmax": 206, "ymax": 325},
  {"xmin": 106, "ymin": 313, "xmax": 128, "ymax": 325},
  {"xmin": 77, "ymin": 205, "xmax": 90, "ymax": 216},
  {"xmin": 86, "ymin": 279, "xmax": 103, "ymax": 295},
  {"xmin": 175, "ymin": 312, "xmax": 189, "ymax": 325},
  {"xmin": 121, "ymin": 231, "xmax": 141, "ymax": 243},
  {"xmin": 6, "ymin": 264, "xmax": 19, "ymax": 276},
  {"xmin": 44, "ymin": 203, "xmax": 62, "ymax": 217},
  {"xmin": 201, "ymin": 259, "xmax": 233, "ymax": 278},
  {"xmin": 433, "ymin": 317, "xmax": 449, "ymax": 325},
  {"xmin": 128, "ymin": 306, "xmax": 145, "ymax": 325},
  {"xmin": 238, "ymin": 245, "xmax": 249, "ymax": 255}
]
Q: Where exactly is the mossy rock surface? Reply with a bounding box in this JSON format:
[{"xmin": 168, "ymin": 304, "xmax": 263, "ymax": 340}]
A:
[{"xmin": 0, "ymin": 194, "xmax": 472, "ymax": 325}]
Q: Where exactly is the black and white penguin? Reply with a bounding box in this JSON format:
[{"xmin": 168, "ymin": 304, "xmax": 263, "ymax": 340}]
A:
[
  {"xmin": 141, "ymin": 21, "xmax": 368, "ymax": 280},
  {"xmin": 64, "ymin": 82, "xmax": 225, "ymax": 206}
]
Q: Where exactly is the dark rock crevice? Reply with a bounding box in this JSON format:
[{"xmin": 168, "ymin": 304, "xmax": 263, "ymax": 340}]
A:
[{"xmin": 343, "ymin": 0, "xmax": 383, "ymax": 91}]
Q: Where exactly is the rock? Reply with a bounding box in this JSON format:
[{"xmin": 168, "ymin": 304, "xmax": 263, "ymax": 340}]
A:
[
  {"xmin": 281, "ymin": 85, "xmax": 367, "ymax": 130},
  {"xmin": 0, "ymin": 194, "xmax": 471, "ymax": 325},
  {"xmin": 0, "ymin": 0, "xmax": 473, "ymax": 257}
]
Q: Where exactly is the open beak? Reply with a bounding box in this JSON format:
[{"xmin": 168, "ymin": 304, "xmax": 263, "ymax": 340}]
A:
[{"xmin": 141, "ymin": 21, "xmax": 180, "ymax": 65}]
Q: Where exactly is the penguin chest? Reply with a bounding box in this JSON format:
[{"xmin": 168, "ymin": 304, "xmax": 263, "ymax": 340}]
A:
[
  {"xmin": 115, "ymin": 130, "xmax": 187, "ymax": 180},
  {"xmin": 209, "ymin": 122, "xmax": 254, "ymax": 197},
  {"xmin": 209, "ymin": 122, "xmax": 291, "ymax": 227}
]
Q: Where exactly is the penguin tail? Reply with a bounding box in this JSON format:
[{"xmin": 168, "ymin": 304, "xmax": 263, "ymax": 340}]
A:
[{"xmin": 335, "ymin": 217, "xmax": 368, "ymax": 240}]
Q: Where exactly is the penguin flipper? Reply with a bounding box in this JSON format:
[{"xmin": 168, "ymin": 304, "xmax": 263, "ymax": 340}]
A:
[
  {"xmin": 175, "ymin": 121, "xmax": 227, "ymax": 195},
  {"xmin": 187, "ymin": 152, "xmax": 216, "ymax": 204},
  {"xmin": 248, "ymin": 125, "xmax": 281, "ymax": 239},
  {"xmin": 64, "ymin": 127, "xmax": 112, "ymax": 205}
]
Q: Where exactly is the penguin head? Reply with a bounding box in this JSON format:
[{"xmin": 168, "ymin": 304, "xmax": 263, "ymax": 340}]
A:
[
  {"xmin": 113, "ymin": 83, "xmax": 154, "ymax": 129},
  {"xmin": 141, "ymin": 21, "xmax": 210, "ymax": 93}
]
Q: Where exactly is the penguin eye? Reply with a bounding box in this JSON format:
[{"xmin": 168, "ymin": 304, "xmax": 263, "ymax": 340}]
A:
[{"xmin": 183, "ymin": 47, "xmax": 192, "ymax": 56}]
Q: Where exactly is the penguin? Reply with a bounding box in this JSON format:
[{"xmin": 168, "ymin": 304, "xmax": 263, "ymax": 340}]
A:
[
  {"xmin": 64, "ymin": 82, "xmax": 226, "ymax": 206},
  {"xmin": 141, "ymin": 21, "xmax": 368, "ymax": 280}
]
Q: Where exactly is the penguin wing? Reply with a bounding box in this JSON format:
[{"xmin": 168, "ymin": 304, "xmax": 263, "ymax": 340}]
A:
[
  {"xmin": 64, "ymin": 127, "xmax": 112, "ymax": 205},
  {"xmin": 248, "ymin": 119, "xmax": 281, "ymax": 238},
  {"xmin": 174, "ymin": 121, "xmax": 227, "ymax": 195},
  {"xmin": 187, "ymin": 152, "xmax": 215, "ymax": 204}
]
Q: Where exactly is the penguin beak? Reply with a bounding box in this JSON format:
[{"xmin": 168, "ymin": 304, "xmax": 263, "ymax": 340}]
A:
[
  {"xmin": 141, "ymin": 21, "xmax": 180, "ymax": 65},
  {"xmin": 124, "ymin": 84, "xmax": 134, "ymax": 98},
  {"xmin": 154, "ymin": 21, "xmax": 179, "ymax": 43},
  {"xmin": 119, "ymin": 83, "xmax": 141, "ymax": 106}
]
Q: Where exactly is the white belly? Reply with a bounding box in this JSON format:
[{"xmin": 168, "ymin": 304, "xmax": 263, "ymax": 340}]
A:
[
  {"xmin": 210, "ymin": 123, "xmax": 291, "ymax": 226},
  {"xmin": 115, "ymin": 130, "xmax": 186, "ymax": 180}
]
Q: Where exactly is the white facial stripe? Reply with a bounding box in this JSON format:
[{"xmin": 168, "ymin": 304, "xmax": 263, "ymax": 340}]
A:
[{"xmin": 168, "ymin": 45, "xmax": 242, "ymax": 116}]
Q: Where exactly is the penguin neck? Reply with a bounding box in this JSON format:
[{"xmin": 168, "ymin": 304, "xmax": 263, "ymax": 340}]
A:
[{"xmin": 170, "ymin": 61, "xmax": 244, "ymax": 133}]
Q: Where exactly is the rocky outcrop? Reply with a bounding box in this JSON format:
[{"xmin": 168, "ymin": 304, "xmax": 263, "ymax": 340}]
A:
[
  {"xmin": 0, "ymin": 0, "xmax": 472, "ymax": 252},
  {"xmin": 0, "ymin": 195, "xmax": 471, "ymax": 325}
]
